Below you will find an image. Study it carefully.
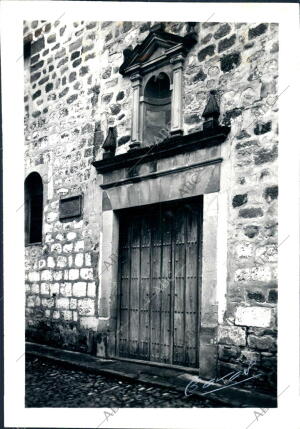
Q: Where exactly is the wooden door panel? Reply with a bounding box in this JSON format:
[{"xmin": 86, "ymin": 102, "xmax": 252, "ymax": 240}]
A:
[
  {"xmin": 129, "ymin": 219, "xmax": 139, "ymax": 357},
  {"xmin": 160, "ymin": 210, "xmax": 172, "ymax": 363},
  {"xmin": 185, "ymin": 205, "xmax": 199, "ymax": 366},
  {"xmin": 150, "ymin": 212, "xmax": 162, "ymax": 362},
  {"xmin": 118, "ymin": 198, "xmax": 202, "ymax": 368},
  {"xmin": 139, "ymin": 215, "xmax": 151, "ymax": 359}
]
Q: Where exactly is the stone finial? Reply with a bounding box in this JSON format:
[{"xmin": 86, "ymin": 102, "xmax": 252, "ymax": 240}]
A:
[
  {"xmin": 184, "ymin": 22, "xmax": 198, "ymax": 47},
  {"xmin": 149, "ymin": 22, "xmax": 165, "ymax": 33},
  {"xmin": 119, "ymin": 47, "xmax": 133, "ymax": 75},
  {"xmin": 102, "ymin": 127, "xmax": 117, "ymax": 159},
  {"xmin": 202, "ymin": 90, "xmax": 220, "ymax": 129}
]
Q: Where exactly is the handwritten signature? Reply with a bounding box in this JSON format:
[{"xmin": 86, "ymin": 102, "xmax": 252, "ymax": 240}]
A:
[{"xmin": 185, "ymin": 360, "xmax": 262, "ymax": 397}]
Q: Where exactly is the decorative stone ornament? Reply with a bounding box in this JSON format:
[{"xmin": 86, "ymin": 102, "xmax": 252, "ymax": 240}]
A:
[
  {"xmin": 119, "ymin": 22, "xmax": 198, "ymax": 149},
  {"xmin": 102, "ymin": 126, "xmax": 117, "ymax": 159},
  {"xmin": 202, "ymin": 90, "xmax": 220, "ymax": 130}
]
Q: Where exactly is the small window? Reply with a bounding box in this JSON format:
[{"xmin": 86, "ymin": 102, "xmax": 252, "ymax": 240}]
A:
[
  {"xmin": 25, "ymin": 172, "xmax": 43, "ymax": 245},
  {"xmin": 143, "ymin": 72, "xmax": 171, "ymax": 146}
]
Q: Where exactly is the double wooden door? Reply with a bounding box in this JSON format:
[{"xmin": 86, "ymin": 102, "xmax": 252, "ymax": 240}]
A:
[{"xmin": 117, "ymin": 197, "xmax": 203, "ymax": 368}]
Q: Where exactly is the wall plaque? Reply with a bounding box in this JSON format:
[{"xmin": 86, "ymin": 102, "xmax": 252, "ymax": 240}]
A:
[{"xmin": 59, "ymin": 195, "xmax": 83, "ymax": 220}]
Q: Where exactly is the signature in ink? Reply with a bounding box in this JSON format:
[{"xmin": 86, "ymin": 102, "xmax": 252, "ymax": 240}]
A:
[{"xmin": 185, "ymin": 360, "xmax": 262, "ymax": 397}]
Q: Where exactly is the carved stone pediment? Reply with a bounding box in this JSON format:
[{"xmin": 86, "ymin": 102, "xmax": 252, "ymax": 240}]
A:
[{"xmin": 119, "ymin": 23, "xmax": 197, "ymax": 77}]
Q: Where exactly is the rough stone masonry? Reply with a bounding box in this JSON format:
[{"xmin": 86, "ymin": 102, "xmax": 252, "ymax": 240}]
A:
[{"xmin": 24, "ymin": 20, "xmax": 278, "ymax": 395}]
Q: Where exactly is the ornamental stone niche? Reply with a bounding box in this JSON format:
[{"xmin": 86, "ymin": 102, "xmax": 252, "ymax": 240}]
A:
[{"xmin": 119, "ymin": 22, "xmax": 198, "ymax": 149}]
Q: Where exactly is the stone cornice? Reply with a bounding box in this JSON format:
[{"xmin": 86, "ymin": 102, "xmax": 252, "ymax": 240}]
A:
[{"xmin": 93, "ymin": 126, "xmax": 230, "ymax": 175}]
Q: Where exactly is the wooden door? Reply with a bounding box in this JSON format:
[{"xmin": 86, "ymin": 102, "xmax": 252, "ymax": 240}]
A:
[{"xmin": 117, "ymin": 197, "xmax": 202, "ymax": 368}]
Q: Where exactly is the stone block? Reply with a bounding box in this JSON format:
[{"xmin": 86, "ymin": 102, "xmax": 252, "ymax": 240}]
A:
[
  {"xmin": 47, "ymin": 256, "xmax": 55, "ymax": 268},
  {"xmin": 235, "ymin": 242, "xmax": 253, "ymax": 259},
  {"xmin": 42, "ymin": 297, "xmax": 54, "ymax": 308},
  {"xmin": 41, "ymin": 282, "xmax": 50, "ymax": 295},
  {"xmin": 239, "ymin": 207, "xmax": 263, "ymax": 218},
  {"xmin": 248, "ymin": 24, "xmax": 268, "ymax": 40},
  {"xmin": 232, "ymin": 193, "xmax": 247, "ymax": 208},
  {"xmin": 198, "ymin": 45, "xmax": 215, "ymax": 62},
  {"xmin": 254, "ymin": 121, "xmax": 272, "ymax": 136},
  {"xmin": 214, "ymin": 23, "xmax": 231, "ymax": 39},
  {"xmin": 240, "ymin": 350, "xmax": 261, "ymax": 364},
  {"xmin": 60, "ymin": 282, "xmax": 72, "ymax": 297},
  {"xmin": 255, "ymin": 245, "xmax": 277, "ymax": 263},
  {"xmin": 244, "ymin": 225, "xmax": 259, "ymax": 239},
  {"xmin": 234, "ymin": 266, "xmax": 272, "ymax": 283},
  {"xmin": 70, "ymin": 298, "xmax": 77, "ymax": 309},
  {"xmin": 28, "ymin": 271, "xmax": 40, "ymax": 282},
  {"xmin": 63, "ymin": 243, "xmax": 73, "ymax": 253},
  {"xmin": 67, "ymin": 232, "xmax": 77, "ymax": 241},
  {"xmin": 31, "ymin": 283, "xmax": 40, "ymax": 294},
  {"xmin": 50, "ymin": 283, "xmax": 60, "ymax": 295},
  {"xmin": 75, "ymin": 253, "xmax": 84, "ymax": 267},
  {"xmin": 78, "ymin": 298, "xmax": 95, "ymax": 316},
  {"xmin": 53, "ymin": 271, "xmax": 63, "ymax": 281},
  {"xmin": 235, "ymin": 306, "xmax": 272, "ymax": 328},
  {"xmin": 85, "ymin": 253, "xmax": 92, "ymax": 266},
  {"xmin": 41, "ymin": 270, "xmax": 53, "ymax": 281},
  {"xmin": 220, "ymin": 52, "xmax": 241, "ymax": 72},
  {"xmin": 218, "ymin": 326, "xmax": 246, "ymax": 346},
  {"xmin": 218, "ymin": 34, "xmax": 236, "ymax": 53},
  {"xmin": 69, "ymin": 38, "xmax": 82, "ymax": 52},
  {"xmin": 247, "ymin": 290, "xmax": 265, "ymax": 303},
  {"xmin": 248, "ymin": 334, "xmax": 276, "ymax": 351},
  {"xmin": 251, "ymin": 266, "xmax": 272, "ymax": 282},
  {"xmin": 80, "ymin": 268, "xmax": 93, "ymax": 280},
  {"xmin": 218, "ymin": 344, "xmax": 241, "ymax": 361},
  {"xmin": 264, "ymin": 186, "xmax": 278, "ymax": 203},
  {"xmin": 57, "ymin": 256, "xmax": 67, "ymax": 268},
  {"xmin": 69, "ymin": 269, "xmax": 79, "ymax": 280},
  {"xmin": 53, "ymin": 310, "xmax": 60, "ymax": 319},
  {"xmin": 62, "ymin": 310, "xmax": 72, "ymax": 321},
  {"xmin": 31, "ymin": 37, "xmax": 45, "ymax": 55},
  {"xmin": 73, "ymin": 282, "xmax": 87, "ymax": 297},
  {"xmin": 47, "ymin": 212, "xmax": 58, "ymax": 223},
  {"xmin": 267, "ymin": 289, "xmax": 277, "ymax": 304},
  {"xmin": 80, "ymin": 316, "xmax": 98, "ymax": 330},
  {"xmin": 74, "ymin": 240, "xmax": 84, "ymax": 252},
  {"xmin": 56, "ymin": 297, "xmax": 70, "ymax": 309},
  {"xmin": 51, "ymin": 243, "xmax": 62, "ymax": 253},
  {"xmin": 27, "ymin": 295, "xmax": 36, "ymax": 307},
  {"xmin": 87, "ymin": 282, "xmax": 96, "ymax": 297}
]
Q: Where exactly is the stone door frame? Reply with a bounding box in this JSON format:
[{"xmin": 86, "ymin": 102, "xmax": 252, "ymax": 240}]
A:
[{"xmin": 94, "ymin": 124, "xmax": 231, "ymax": 379}]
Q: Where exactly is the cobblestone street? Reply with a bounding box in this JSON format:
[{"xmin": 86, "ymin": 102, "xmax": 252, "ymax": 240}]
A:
[{"xmin": 26, "ymin": 356, "xmax": 223, "ymax": 408}]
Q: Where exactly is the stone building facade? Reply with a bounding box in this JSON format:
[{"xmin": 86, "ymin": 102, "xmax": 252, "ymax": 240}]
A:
[{"xmin": 24, "ymin": 20, "xmax": 278, "ymax": 396}]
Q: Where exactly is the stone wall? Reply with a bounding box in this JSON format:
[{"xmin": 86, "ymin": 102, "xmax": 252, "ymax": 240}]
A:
[{"xmin": 24, "ymin": 20, "xmax": 278, "ymax": 392}]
